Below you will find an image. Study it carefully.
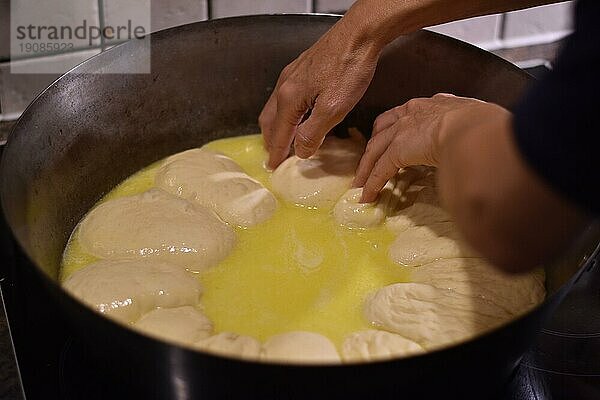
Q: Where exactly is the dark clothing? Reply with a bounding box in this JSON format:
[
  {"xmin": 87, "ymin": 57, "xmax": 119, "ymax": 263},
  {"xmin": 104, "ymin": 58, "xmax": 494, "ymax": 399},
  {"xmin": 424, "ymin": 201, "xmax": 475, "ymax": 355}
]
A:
[{"xmin": 513, "ymin": 0, "xmax": 599, "ymax": 214}]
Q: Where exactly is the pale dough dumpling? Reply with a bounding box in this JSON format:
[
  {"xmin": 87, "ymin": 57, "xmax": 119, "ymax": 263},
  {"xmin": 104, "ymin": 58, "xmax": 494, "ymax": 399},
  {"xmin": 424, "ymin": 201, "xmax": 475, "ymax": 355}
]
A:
[
  {"xmin": 63, "ymin": 259, "xmax": 202, "ymax": 323},
  {"xmin": 271, "ymin": 135, "xmax": 365, "ymax": 209},
  {"xmin": 364, "ymin": 282, "xmax": 512, "ymax": 349},
  {"xmin": 262, "ymin": 331, "xmax": 341, "ymax": 364},
  {"xmin": 195, "ymin": 332, "xmax": 262, "ymax": 359},
  {"xmin": 333, "ymin": 179, "xmax": 399, "ymax": 229},
  {"xmin": 134, "ymin": 306, "xmax": 213, "ymax": 345},
  {"xmin": 333, "ymin": 167, "xmax": 428, "ymax": 229},
  {"xmin": 411, "ymin": 258, "xmax": 546, "ymax": 315},
  {"xmin": 155, "ymin": 148, "xmax": 276, "ymax": 227},
  {"xmin": 333, "ymin": 187, "xmax": 389, "ymax": 229},
  {"xmin": 78, "ymin": 189, "xmax": 236, "ymax": 271},
  {"xmin": 388, "ymin": 222, "xmax": 476, "ymax": 267},
  {"xmin": 341, "ymin": 330, "xmax": 424, "ymax": 362}
]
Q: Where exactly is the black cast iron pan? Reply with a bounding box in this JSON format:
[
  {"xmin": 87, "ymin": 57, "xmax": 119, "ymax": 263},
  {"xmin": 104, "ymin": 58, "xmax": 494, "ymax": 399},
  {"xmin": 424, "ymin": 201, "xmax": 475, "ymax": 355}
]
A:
[{"xmin": 1, "ymin": 14, "xmax": 599, "ymax": 399}]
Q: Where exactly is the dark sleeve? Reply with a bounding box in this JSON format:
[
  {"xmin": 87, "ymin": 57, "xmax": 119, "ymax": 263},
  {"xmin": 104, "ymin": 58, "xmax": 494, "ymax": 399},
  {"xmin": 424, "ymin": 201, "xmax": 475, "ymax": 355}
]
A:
[{"xmin": 512, "ymin": 0, "xmax": 600, "ymax": 215}]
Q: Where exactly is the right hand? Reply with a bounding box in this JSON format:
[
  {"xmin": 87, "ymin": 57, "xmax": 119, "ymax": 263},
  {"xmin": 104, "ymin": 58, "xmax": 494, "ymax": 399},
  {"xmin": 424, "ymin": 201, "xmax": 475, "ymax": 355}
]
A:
[
  {"xmin": 259, "ymin": 19, "xmax": 382, "ymax": 169},
  {"xmin": 353, "ymin": 94, "xmax": 494, "ymax": 202}
]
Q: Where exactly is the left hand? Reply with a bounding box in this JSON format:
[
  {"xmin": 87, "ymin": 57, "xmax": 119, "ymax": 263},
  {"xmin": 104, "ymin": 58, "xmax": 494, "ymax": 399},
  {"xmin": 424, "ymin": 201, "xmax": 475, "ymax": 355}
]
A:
[
  {"xmin": 353, "ymin": 93, "xmax": 500, "ymax": 202},
  {"xmin": 258, "ymin": 16, "xmax": 382, "ymax": 169}
]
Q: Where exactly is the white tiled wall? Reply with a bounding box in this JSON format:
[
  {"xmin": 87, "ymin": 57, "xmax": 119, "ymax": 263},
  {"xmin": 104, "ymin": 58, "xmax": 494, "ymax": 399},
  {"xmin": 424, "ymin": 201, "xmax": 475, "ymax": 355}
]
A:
[
  {"xmin": 428, "ymin": 14, "xmax": 502, "ymax": 50},
  {"xmin": 103, "ymin": 0, "xmax": 151, "ymax": 44},
  {"xmin": 503, "ymin": 2, "xmax": 574, "ymax": 48},
  {"xmin": 152, "ymin": 0, "xmax": 208, "ymax": 31},
  {"xmin": 0, "ymin": 0, "xmax": 575, "ymax": 118},
  {"xmin": 314, "ymin": 0, "xmax": 354, "ymax": 14},
  {"xmin": 211, "ymin": 0, "xmax": 310, "ymax": 18},
  {"xmin": 0, "ymin": 49, "xmax": 100, "ymax": 117},
  {"xmin": 11, "ymin": 0, "xmax": 101, "ymax": 49}
]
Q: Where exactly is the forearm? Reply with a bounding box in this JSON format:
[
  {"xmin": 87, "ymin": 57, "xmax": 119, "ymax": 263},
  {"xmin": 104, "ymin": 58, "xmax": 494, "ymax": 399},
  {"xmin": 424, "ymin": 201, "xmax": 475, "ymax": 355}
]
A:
[
  {"xmin": 436, "ymin": 106, "xmax": 588, "ymax": 272},
  {"xmin": 341, "ymin": 0, "xmax": 563, "ymax": 49}
]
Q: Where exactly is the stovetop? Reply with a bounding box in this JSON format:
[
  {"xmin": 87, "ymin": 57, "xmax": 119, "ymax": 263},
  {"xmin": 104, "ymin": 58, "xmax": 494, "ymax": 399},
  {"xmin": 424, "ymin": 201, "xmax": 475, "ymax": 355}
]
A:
[
  {"xmin": 506, "ymin": 258, "xmax": 600, "ymax": 400},
  {"xmin": 1, "ymin": 62, "xmax": 599, "ymax": 400}
]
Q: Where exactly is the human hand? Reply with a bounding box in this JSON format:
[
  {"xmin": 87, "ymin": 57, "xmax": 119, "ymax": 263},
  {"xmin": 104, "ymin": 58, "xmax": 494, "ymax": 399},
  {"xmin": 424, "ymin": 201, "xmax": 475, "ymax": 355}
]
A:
[
  {"xmin": 259, "ymin": 19, "xmax": 382, "ymax": 169},
  {"xmin": 353, "ymin": 94, "xmax": 505, "ymax": 202}
]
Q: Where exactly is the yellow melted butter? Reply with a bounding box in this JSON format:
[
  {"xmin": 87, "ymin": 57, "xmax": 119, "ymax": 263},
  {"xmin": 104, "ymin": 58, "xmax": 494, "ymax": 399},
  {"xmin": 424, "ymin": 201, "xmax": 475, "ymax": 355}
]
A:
[{"xmin": 61, "ymin": 134, "xmax": 410, "ymax": 347}]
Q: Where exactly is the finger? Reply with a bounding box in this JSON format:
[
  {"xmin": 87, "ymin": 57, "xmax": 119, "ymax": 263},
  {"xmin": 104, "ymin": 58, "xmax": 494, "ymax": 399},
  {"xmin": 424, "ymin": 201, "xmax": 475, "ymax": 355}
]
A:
[
  {"xmin": 293, "ymin": 100, "xmax": 346, "ymax": 159},
  {"xmin": 259, "ymin": 91, "xmax": 278, "ymax": 151},
  {"xmin": 268, "ymin": 83, "xmax": 311, "ymax": 169},
  {"xmin": 433, "ymin": 92, "xmax": 456, "ymax": 99},
  {"xmin": 360, "ymin": 146, "xmax": 403, "ymax": 203},
  {"xmin": 371, "ymin": 108, "xmax": 399, "ymax": 137},
  {"xmin": 353, "ymin": 127, "xmax": 396, "ymax": 187},
  {"xmin": 260, "ymin": 63, "xmax": 298, "ymax": 152}
]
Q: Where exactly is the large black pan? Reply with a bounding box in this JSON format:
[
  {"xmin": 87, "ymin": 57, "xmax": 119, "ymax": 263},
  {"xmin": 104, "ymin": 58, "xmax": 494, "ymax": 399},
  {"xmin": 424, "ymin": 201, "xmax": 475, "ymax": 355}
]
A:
[{"xmin": 1, "ymin": 15, "xmax": 599, "ymax": 399}]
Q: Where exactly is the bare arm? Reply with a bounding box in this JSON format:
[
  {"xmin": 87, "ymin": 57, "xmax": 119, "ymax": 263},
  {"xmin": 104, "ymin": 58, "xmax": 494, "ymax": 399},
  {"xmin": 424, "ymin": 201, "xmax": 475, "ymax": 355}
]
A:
[
  {"xmin": 351, "ymin": 0, "xmax": 564, "ymax": 44},
  {"xmin": 354, "ymin": 94, "xmax": 588, "ymax": 272},
  {"xmin": 260, "ymin": 0, "xmax": 563, "ymax": 168}
]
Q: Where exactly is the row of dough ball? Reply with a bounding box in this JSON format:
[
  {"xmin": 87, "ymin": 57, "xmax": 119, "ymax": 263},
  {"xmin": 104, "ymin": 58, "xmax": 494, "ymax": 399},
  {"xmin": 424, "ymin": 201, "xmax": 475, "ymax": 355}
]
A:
[
  {"xmin": 347, "ymin": 170, "xmax": 546, "ymax": 350},
  {"xmin": 63, "ymin": 259, "xmax": 423, "ymax": 363},
  {"xmin": 77, "ymin": 146, "xmax": 280, "ymax": 272},
  {"xmin": 365, "ymin": 258, "xmax": 545, "ymax": 350},
  {"xmin": 267, "ymin": 134, "xmax": 479, "ymax": 268},
  {"xmin": 326, "ymin": 162, "xmax": 480, "ymax": 269}
]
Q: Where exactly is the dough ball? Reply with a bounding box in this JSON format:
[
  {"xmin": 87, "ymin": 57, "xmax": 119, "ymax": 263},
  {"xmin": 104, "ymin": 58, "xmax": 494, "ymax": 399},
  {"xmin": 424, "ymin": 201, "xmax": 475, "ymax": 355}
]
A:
[
  {"xmin": 388, "ymin": 222, "xmax": 476, "ymax": 266},
  {"xmin": 334, "ymin": 167, "xmax": 428, "ymax": 229},
  {"xmin": 134, "ymin": 306, "xmax": 213, "ymax": 345},
  {"xmin": 262, "ymin": 331, "xmax": 341, "ymax": 364},
  {"xmin": 155, "ymin": 148, "xmax": 276, "ymax": 227},
  {"xmin": 195, "ymin": 332, "xmax": 262, "ymax": 359},
  {"xmin": 63, "ymin": 259, "xmax": 202, "ymax": 323},
  {"xmin": 411, "ymin": 258, "xmax": 546, "ymax": 315},
  {"xmin": 78, "ymin": 188, "xmax": 236, "ymax": 271},
  {"xmin": 271, "ymin": 135, "xmax": 364, "ymax": 209},
  {"xmin": 333, "ymin": 187, "xmax": 388, "ymax": 229},
  {"xmin": 341, "ymin": 330, "xmax": 424, "ymax": 362},
  {"xmin": 364, "ymin": 282, "xmax": 512, "ymax": 349},
  {"xmin": 333, "ymin": 178, "xmax": 399, "ymax": 229}
]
